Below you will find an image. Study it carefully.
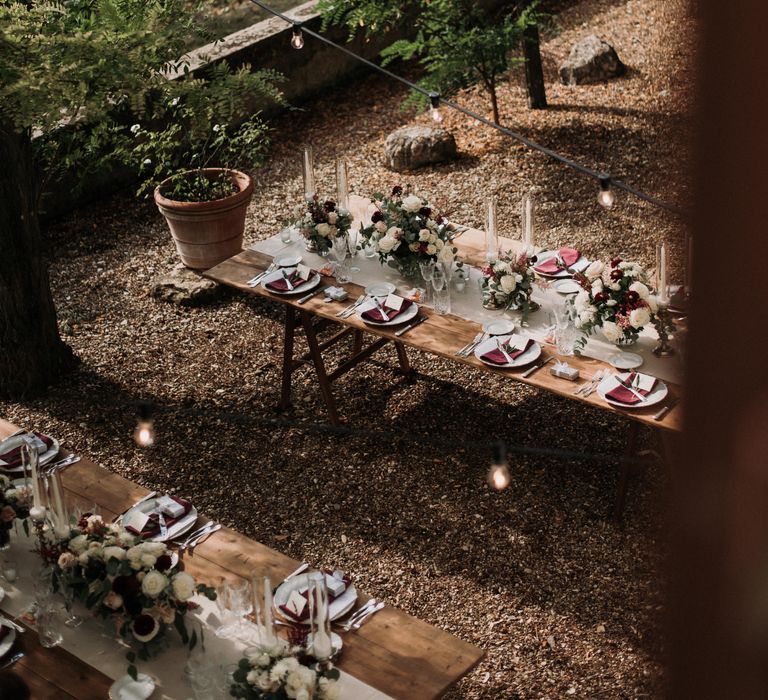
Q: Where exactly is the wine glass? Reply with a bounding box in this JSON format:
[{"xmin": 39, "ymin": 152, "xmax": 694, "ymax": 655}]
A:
[
  {"xmin": 419, "ymin": 260, "xmax": 435, "ymax": 306},
  {"xmin": 227, "ymin": 579, "xmax": 253, "ymax": 639},
  {"xmin": 346, "ymin": 227, "xmax": 360, "ymax": 273},
  {"xmin": 331, "ymin": 236, "xmax": 350, "ymax": 284},
  {"xmin": 431, "ymin": 267, "xmax": 450, "ymax": 315}
]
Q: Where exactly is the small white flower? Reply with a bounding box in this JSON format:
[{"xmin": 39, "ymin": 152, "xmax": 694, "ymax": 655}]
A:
[
  {"xmin": 58, "ymin": 552, "xmax": 76, "ymax": 569},
  {"xmin": 374, "ymin": 221, "xmax": 387, "ymax": 233},
  {"xmin": 500, "ymin": 275, "xmax": 517, "ymax": 294},
  {"xmin": 130, "ymin": 123, "xmax": 141, "ymax": 135},
  {"xmin": 606, "ymin": 299, "xmax": 617, "ymax": 307},
  {"xmin": 170, "ymin": 97, "xmax": 180, "ymax": 106},
  {"xmin": 142, "ymin": 158, "xmax": 151, "ymax": 166},
  {"xmin": 418, "ymin": 228, "xmax": 430, "ymax": 242},
  {"xmin": 426, "ymin": 243, "xmax": 437, "ymax": 255},
  {"xmin": 213, "ymin": 124, "xmax": 220, "ymax": 132}
]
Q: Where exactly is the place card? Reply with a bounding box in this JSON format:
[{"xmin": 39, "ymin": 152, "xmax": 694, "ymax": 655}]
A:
[
  {"xmin": 123, "ymin": 509, "xmax": 150, "ymax": 534},
  {"xmin": 285, "ymin": 590, "xmax": 307, "ymax": 618},
  {"xmin": 633, "ymin": 373, "xmax": 656, "ymax": 392},
  {"xmin": 384, "ymin": 293, "xmax": 403, "ymax": 311},
  {"xmin": 296, "ymin": 264, "xmax": 312, "ymax": 281},
  {"xmin": 325, "ymin": 573, "xmax": 346, "ymax": 597}
]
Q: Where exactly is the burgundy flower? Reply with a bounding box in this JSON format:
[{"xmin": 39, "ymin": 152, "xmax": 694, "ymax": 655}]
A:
[
  {"xmin": 530, "ymin": 255, "xmax": 538, "ymax": 264},
  {"xmin": 371, "ymin": 210, "xmax": 384, "ymax": 223},
  {"xmin": 611, "ymin": 257, "xmax": 622, "ymax": 268},
  {"xmin": 435, "ymin": 215, "xmax": 444, "ymax": 225},
  {"xmin": 155, "ymin": 554, "xmax": 173, "ymax": 572},
  {"xmin": 124, "ymin": 594, "xmax": 142, "ymax": 617},
  {"xmin": 593, "ymin": 292, "xmax": 608, "ymax": 304},
  {"xmin": 133, "ymin": 614, "xmax": 155, "ymax": 636},
  {"xmin": 323, "ymin": 200, "xmax": 336, "ymax": 212},
  {"xmin": 419, "ymin": 242, "xmax": 428, "ymax": 253},
  {"xmin": 626, "ymin": 290, "xmax": 640, "ymax": 305},
  {"xmin": 418, "ymin": 206, "xmax": 432, "ymax": 218},
  {"xmin": 610, "ymin": 269, "xmax": 624, "ymax": 282},
  {"xmin": 112, "ymin": 574, "xmax": 140, "ymax": 597},
  {"xmin": 391, "ymin": 185, "xmax": 403, "ymax": 196}
]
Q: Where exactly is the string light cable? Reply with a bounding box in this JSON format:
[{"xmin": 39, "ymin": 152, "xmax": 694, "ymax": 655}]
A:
[{"xmin": 247, "ymin": 0, "xmax": 688, "ymax": 218}]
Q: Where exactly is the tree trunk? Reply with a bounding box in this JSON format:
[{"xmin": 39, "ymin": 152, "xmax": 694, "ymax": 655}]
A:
[
  {"xmin": 489, "ymin": 82, "xmax": 500, "ymax": 125},
  {"xmin": 0, "ymin": 123, "xmax": 78, "ymax": 399},
  {"xmin": 523, "ymin": 23, "xmax": 547, "ymax": 109}
]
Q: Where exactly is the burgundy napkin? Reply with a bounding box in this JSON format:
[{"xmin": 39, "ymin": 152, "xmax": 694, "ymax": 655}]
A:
[
  {"xmin": 126, "ymin": 495, "xmax": 192, "ymax": 537},
  {"xmin": 265, "ymin": 270, "xmax": 316, "ymax": 292},
  {"xmin": 534, "ymin": 247, "xmax": 580, "ymax": 274},
  {"xmin": 481, "ymin": 338, "xmax": 534, "ymax": 365},
  {"xmin": 361, "ymin": 298, "xmax": 413, "ymax": 323},
  {"xmin": 0, "ymin": 432, "xmax": 54, "ymax": 469},
  {"xmin": 278, "ymin": 572, "xmax": 352, "ymax": 623},
  {"xmin": 606, "ymin": 372, "xmax": 657, "ymax": 405},
  {"xmin": 0, "ymin": 625, "xmax": 9, "ymax": 643}
]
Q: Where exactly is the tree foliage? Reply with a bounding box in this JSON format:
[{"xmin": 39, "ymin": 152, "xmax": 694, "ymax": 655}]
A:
[{"xmin": 318, "ymin": 0, "xmax": 540, "ymax": 125}]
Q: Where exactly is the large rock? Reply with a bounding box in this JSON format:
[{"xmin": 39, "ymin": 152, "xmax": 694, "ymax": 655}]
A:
[
  {"xmin": 559, "ymin": 35, "xmax": 626, "ymax": 85},
  {"xmin": 384, "ymin": 126, "xmax": 457, "ymax": 172},
  {"xmin": 150, "ymin": 263, "xmax": 222, "ymax": 306}
]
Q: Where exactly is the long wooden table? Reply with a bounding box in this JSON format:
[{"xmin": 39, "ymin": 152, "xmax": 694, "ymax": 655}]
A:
[{"xmin": 0, "ymin": 419, "xmax": 483, "ymax": 699}]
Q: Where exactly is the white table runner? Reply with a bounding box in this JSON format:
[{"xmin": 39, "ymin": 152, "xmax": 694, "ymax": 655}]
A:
[
  {"xmin": 0, "ymin": 530, "xmax": 391, "ymax": 700},
  {"xmin": 250, "ymin": 234, "xmax": 683, "ymax": 385}
]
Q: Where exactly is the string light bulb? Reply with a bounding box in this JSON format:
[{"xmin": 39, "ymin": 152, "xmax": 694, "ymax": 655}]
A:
[
  {"xmin": 487, "ymin": 442, "xmax": 510, "ymax": 491},
  {"xmin": 291, "ymin": 23, "xmax": 304, "ymax": 49},
  {"xmin": 597, "ymin": 174, "xmax": 615, "ymax": 209},
  {"xmin": 134, "ymin": 402, "xmax": 155, "ymax": 448},
  {"xmin": 429, "ymin": 92, "xmax": 443, "ymax": 123}
]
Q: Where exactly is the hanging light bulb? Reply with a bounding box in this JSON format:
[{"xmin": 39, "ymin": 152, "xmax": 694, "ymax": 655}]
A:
[
  {"xmin": 429, "ymin": 92, "xmax": 443, "ymax": 123},
  {"xmin": 291, "ymin": 23, "xmax": 305, "ymax": 50},
  {"xmin": 134, "ymin": 402, "xmax": 155, "ymax": 448},
  {"xmin": 597, "ymin": 174, "xmax": 615, "ymax": 209},
  {"xmin": 487, "ymin": 442, "xmax": 510, "ymax": 490}
]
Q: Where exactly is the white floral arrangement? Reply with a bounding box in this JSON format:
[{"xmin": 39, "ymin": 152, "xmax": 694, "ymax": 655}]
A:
[
  {"xmin": 286, "ymin": 195, "xmax": 353, "ymax": 254},
  {"xmin": 570, "ymin": 257, "xmax": 664, "ymax": 350},
  {"xmin": 360, "ymin": 186, "xmax": 456, "ymax": 279},
  {"xmin": 40, "ymin": 513, "xmax": 215, "ymax": 677},
  {"xmin": 480, "ymin": 250, "xmax": 537, "ymax": 317},
  {"xmin": 0, "ymin": 474, "xmax": 31, "ymax": 546},
  {"xmin": 230, "ymin": 637, "xmax": 340, "ymax": 700}
]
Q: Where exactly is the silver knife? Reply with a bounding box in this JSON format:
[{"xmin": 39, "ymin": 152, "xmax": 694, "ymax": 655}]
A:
[
  {"xmin": 298, "ymin": 286, "xmax": 328, "ymax": 305},
  {"xmin": 0, "ymin": 652, "xmax": 24, "ymax": 670},
  {"xmin": 654, "ymin": 398, "xmax": 679, "ymax": 421},
  {"xmin": 395, "ymin": 315, "xmax": 428, "ymax": 337},
  {"xmin": 521, "ymin": 356, "xmax": 553, "ymax": 378}
]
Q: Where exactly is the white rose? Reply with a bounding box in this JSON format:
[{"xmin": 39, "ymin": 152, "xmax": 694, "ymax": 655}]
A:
[
  {"xmin": 409, "ymin": 242, "xmax": 420, "ymax": 252},
  {"xmin": 579, "ymin": 308, "xmax": 596, "ymax": 326},
  {"xmin": 418, "ymin": 229, "xmax": 430, "ymax": 242},
  {"xmin": 126, "ymin": 545, "xmax": 143, "ymax": 560},
  {"xmin": 426, "ymin": 244, "xmax": 437, "ymax": 255},
  {"xmin": 629, "ymin": 306, "xmax": 650, "ymax": 329},
  {"xmin": 87, "ymin": 542, "xmax": 104, "ymax": 559},
  {"xmin": 377, "ymin": 236, "xmax": 398, "ymax": 253},
  {"xmin": 591, "ymin": 279, "xmax": 604, "ymax": 294},
  {"xmin": 326, "ymin": 211, "xmax": 338, "ymax": 225},
  {"xmin": 328, "ymin": 225, "xmax": 337, "ymax": 237},
  {"xmin": 401, "ymin": 194, "xmax": 423, "ymax": 212},
  {"xmin": 316, "ymin": 223, "xmax": 331, "ymax": 238},
  {"xmin": 102, "ymin": 546, "xmax": 126, "ymax": 561},
  {"xmin": 585, "ymin": 260, "xmax": 604, "ymax": 279},
  {"xmin": 140, "ymin": 542, "xmax": 166, "ymax": 556},
  {"xmin": 140, "ymin": 554, "xmax": 157, "ymax": 568},
  {"xmin": 428, "ymin": 233, "xmax": 437, "ymax": 243},
  {"xmin": 171, "ymin": 572, "xmax": 196, "ymax": 602},
  {"xmin": 256, "ymin": 672, "xmax": 274, "ymax": 691},
  {"xmin": 574, "ymin": 290, "xmax": 590, "ymax": 313},
  {"xmin": 58, "ymin": 552, "xmax": 76, "ymax": 569},
  {"xmin": 500, "ymin": 275, "xmax": 517, "ymax": 294},
  {"xmin": 646, "ymin": 295, "xmax": 659, "ymax": 314},
  {"xmin": 68, "ymin": 535, "xmax": 88, "ymax": 554},
  {"xmin": 601, "ymin": 320, "xmax": 622, "ymax": 342},
  {"xmin": 296, "ymin": 689, "xmax": 310, "ymax": 700},
  {"xmin": 141, "ymin": 570, "xmax": 169, "ymax": 598},
  {"xmin": 385, "ymin": 226, "xmax": 401, "ymax": 238},
  {"xmin": 246, "ymin": 670, "xmax": 260, "ymax": 684},
  {"xmin": 85, "ymin": 514, "xmax": 104, "ymax": 532},
  {"xmin": 78, "ymin": 552, "xmax": 90, "ymax": 565},
  {"xmin": 629, "ymin": 281, "xmax": 650, "ymax": 300},
  {"xmin": 374, "ymin": 221, "xmax": 387, "ymax": 233}
]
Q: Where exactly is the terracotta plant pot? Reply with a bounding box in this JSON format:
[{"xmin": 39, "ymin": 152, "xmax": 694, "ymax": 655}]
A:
[{"xmin": 154, "ymin": 168, "xmax": 254, "ymax": 270}]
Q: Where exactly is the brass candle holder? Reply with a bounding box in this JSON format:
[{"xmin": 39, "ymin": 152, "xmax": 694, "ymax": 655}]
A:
[{"xmin": 652, "ymin": 302, "xmax": 676, "ymax": 357}]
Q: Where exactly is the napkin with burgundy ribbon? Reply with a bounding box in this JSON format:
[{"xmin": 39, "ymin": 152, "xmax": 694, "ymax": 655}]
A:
[
  {"xmin": 361, "ymin": 298, "xmax": 413, "ymax": 323},
  {"xmin": 125, "ymin": 495, "xmax": 192, "ymax": 537},
  {"xmin": 265, "ymin": 270, "xmax": 317, "ymax": 292},
  {"xmin": 0, "ymin": 432, "xmax": 53, "ymax": 469},
  {"xmin": 534, "ymin": 247, "xmax": 580, "ymax": 274},
  {"xmin": 606, "ymin": 372, "xmax": 657, "ymax": 405},
  {"xmin": 481, "ymin": 337, "xmax": 534, "ymax": 365}
]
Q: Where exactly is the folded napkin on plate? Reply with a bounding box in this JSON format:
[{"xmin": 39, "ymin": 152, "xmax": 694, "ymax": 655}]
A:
[
  {"xmin": 266, "ymin": 270, "xmax": 316, "ymax": 292},
  {"xmin": 481, "ymin": 337, "xmax": 534, "ymax": 365},
  {"xmin": 0, "ymin": 432, "xmax": 53, "ymax": 468},
  {"xmin": 278, "ymin": 571, "xmax": 352, "ymax": 623},
  {"xmin": 534, "ymin": 247, "xmax": 580, "ymax": 274},
  {"xmin": 125, "ymin": 495, "xmax": 192, "ymax": 537},
  {"xmin": 606, "ymin": 372, "xmax": 657, "ymax": 405},
  {"xmin": 361, "ymin": 298, "xmax": 413, "ymax": 322}
]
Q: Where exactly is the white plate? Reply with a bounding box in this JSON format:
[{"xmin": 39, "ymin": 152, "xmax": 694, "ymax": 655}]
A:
[
  {"xmin": 0, "ymin": 627, "xmax": 16, "ymax": 659},
  {"xmin": 364, "ymin": 282, "xmax": 396, "ymax": 298},
  {"xmin": 474, "ymin": 334, "xmax": 541, "ymax": 368},
  {"xmin": 534, "ymin": 251, "xmax": 590, "ymax": 278},
  {"xmin": 109, "ymin": 673, "xmax": 155, "ymax": 700},
  {"xmin": 597, "ymin": 372, "xmax": 668, "ymax": 409},
  {"xmin": 356, "ymin": 299, "xmax": 418, "ymax": 326},
  {"xmin": 275, "ymin": 254, "xmax": 302, "ymax": 268},
  {"xmin": 0, "ymin": 434, "xmax": 60, "ymax": 473},
  {"xmin": 553, "ymin": 279, "xmax": 582, "ymax": 294},
  {"xmin": 274, "ymin": 573, "xmax": 357, "ymax": 623},
  {"xmin": 261, "ymin": 268, "xmax": 321, "ymax": 296},
  {"xmin": 608, "ymin": 352, "xmax": 644, "ymax": 370},
  {"xmin": 120, "ymin": 497, "xmax": 198, "ymax": 542},
  {"xmin": 483, "ymin": 319, "xmax": 515, "ymax": 336}
]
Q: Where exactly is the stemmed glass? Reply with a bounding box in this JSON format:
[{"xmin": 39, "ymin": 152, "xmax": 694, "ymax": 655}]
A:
[
  {"xmin": 347, "ymin": 227, "xmax": 360, "ymax": 274},
  {"xmin": 332, "ymin": 236, "xmax": 350, "ymax": 284},
  {"xmin": 216, "ymin": 579, "xmax": 253, "ymax": 639},
  {"xmin": 419, "ymin": 260, "xmax": 435, "ymax": 306},
  {"xmin": 431, "ymin": 266, "xmax": 450, "ymax": 315}
]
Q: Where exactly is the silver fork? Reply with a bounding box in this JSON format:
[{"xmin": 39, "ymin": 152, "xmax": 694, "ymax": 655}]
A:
[
  {"xmin": 339, "ymin": 599, "xmax": 378, "ymax": 632},
  {"xmin": 456, "ymin": 332, "xmax": 482, "ymax": 356},
  {"xmin": 247, "ymin": 263, "xmax": 277, "ymax": 287},
  {"xmin": 583, "ymin": 369, "xmax": 607, "ymax": 397},
  {"xmin": 574, "ymin": 369, "xmax": 601, "ymax": 396},
  {"xmin": 337, "ymin": 294, "xmax": 365, "ymax": 318},
  {"xmin": 461, "ymin": 332, "xmax": 487, "ymax": 357},
  {"xmin": 351, "ymin": 601, "xmax": 385, "ymax": 629}
]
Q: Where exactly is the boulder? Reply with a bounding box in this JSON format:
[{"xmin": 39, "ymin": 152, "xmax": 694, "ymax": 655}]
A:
[
  {"xmin": 150, "ymin": 263, "xmax": 222, "ymax": 306},
  {"xmin": 384, "ymin": 126, "xmax": 457, "ymax": 172},
  {"xmin": 559, "ymin": 35, "xmax": 626, "ymax": 85}
]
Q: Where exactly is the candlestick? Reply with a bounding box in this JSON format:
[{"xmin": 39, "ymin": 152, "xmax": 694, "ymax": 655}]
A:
[
  {"xmin": 521, "ymin": 192, "xmax": 535, "ymax": 251},
  {"xmin": 50, "ymin": 471, "xmax": 67, "ymax": 534},
  {"xmin": 659, "ymin": 241, "xmax": 669, "ymax": 304},
  {"xmin": 484, "ymin": 196, "xmax": 498, "ymax": 264},
  {"xmin": 335, "ymin": 159, "xmax": 348, "ymax": 211},
  {"xmin": 22, "ymin": 440, "xmax": 42, "ymax": 511},
  {"xmin": 652, "ymin": 301, "xmax": 676, "ymax": 357},
  {"xmin": 302, "ymin": 146, "xmax": 315, "ymax": 200},
  {"xmin": 263, "ymin": 576, "xmax": 274, "ymax": 644},
  {"xmin": 309, "ymin": 575, "xmax": 333, "ymax": 667}
]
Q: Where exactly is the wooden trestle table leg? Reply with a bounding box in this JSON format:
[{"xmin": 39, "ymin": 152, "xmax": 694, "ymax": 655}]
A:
[
  {"xmin": 394, "ymin": 341, "xmax": 411, "ymax": 374},
  {"xmin": 279, "ymin": 306, "xmax": 297, "ymax": 411},
  {"xmin": 299, "ymin": 311, "xmax": 341, "ymax": 426},
  {"xmin": 613, "ymin": 421, "xmax": 641, "ymax": 523}
]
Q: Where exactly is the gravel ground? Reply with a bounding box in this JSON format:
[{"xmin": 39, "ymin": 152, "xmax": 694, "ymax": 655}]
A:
[{"xmin": 2, "ymin": 0, "xmax": 693, "ymax": 697}]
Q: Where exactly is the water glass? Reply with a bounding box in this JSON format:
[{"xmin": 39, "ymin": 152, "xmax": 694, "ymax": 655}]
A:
[
  {"xmin": 453, "ymin": 268, "xmax": 468, "ymax": 294},
  {"xmin": 347, "ymin": 227, "xmax": 360, "ymax": 273},
  {"xmin": 280, "ymin": 227, "xmax": 293, "ymax": 244},
  {"xmin": 419, "ymin": 260, "xmax": 435, "ymax": 306},
  {"xmin": 555, "ymin": 317, "xmax": 578, "ymax": 356},
  {"xmin": 37, "ymin": 600, "xmax": 64, "ymax": 648},
  {"xmin": 432, "ymin": 268, "xmax": 451, "ymax": 315},
  {"xmin": 332, "ymin": 237, "xmax": 350, "ymax": 283}
]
